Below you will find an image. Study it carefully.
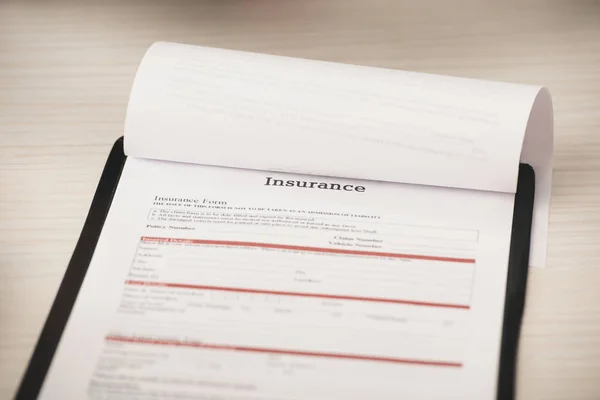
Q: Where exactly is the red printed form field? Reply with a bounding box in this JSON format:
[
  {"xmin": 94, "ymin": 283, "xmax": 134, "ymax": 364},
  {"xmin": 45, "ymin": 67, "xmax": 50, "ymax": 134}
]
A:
[{"xmin": 110, "ymin": 221, "xmax": 478, "ymax": 368}]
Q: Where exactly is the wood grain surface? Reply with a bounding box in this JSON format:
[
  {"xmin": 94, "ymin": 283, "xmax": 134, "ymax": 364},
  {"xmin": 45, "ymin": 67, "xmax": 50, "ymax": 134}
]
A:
[{"xmin": 1, "ymin": 1, "xmax": 600, "ymax": 398}]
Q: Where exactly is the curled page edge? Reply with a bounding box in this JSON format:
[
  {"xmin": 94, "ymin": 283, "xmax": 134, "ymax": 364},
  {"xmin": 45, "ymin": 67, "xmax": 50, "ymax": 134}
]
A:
[
  {"xmin": 122, "ymin": 41, "xmax": 554, "ymax": 267},
  {"xmin": 520, "ymin": 88, "xmax": 554, "ymax": 268}
]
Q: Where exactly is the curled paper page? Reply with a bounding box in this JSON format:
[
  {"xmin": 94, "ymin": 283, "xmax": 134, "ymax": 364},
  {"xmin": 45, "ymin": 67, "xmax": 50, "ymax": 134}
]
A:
[
  {"xmin": 123, "ymin": 42, "xmax": 553, "ymax": 267},
  {"xmin": 520, "ymin": 89, "xmax": 554, "ymax": 268}
]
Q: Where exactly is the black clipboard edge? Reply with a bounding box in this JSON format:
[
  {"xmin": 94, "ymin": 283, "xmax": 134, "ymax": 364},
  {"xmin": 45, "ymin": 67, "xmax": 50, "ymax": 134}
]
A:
[
  {"xmin": 14, "ymin": 137, "xmax": 127, "ymax": 400},
  {"xmin": 497, "ymin": 163, "xmax": 535, "ymax": 400},
  {"xmin": 14, "ymin": 137, "xmax": 534, "ymax": 400}
]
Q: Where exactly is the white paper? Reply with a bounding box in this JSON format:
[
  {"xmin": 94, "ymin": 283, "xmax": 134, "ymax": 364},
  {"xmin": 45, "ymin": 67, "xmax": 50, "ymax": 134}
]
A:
[
  {"xmin": 123, "ymin": 42, "xmax": 553, "ymax": 266},
  {"xmin": 40, "ymin": 157, "xmax": 516, "ymax": 399},
  {"xmin": 519, "ymin": 88, "xmax": 554, "ymax": 267}
]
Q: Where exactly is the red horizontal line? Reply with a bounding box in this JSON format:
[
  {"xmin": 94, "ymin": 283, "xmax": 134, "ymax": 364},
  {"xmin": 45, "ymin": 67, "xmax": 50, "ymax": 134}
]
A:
[
  {"xmin": 125, "ymin": 280, "xmax": 470, "ymax": 309},
  {"xmin": 140, "ymin": 237, "xmax": 475, "ymax": 264},
  {"xmin": 105, "ymin": 335, "xmax": 462, "ymax": 368}
]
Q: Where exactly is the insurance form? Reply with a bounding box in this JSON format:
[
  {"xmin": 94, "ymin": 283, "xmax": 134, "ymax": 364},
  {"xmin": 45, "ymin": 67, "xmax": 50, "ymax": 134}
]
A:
[
  {"xmin": 39, "ymin": 156, "xmax": 516, "ymax": 400},
  {"xmin": 25, "ymin": 40, "xmax": 552, "ymax": 399}
]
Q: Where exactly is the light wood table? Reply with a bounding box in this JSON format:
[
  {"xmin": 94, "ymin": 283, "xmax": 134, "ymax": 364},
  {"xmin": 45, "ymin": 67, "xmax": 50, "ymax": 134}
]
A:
[{"xmin": 2, "ymin": 1, "xmax": 600, "ymax": 398}]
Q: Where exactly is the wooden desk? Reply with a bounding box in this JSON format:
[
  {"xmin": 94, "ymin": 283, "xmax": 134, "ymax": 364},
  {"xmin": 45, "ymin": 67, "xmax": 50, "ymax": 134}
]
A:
[{"xmin": 1, "ymin": 1, "xmax": 600, "ymax": 398}]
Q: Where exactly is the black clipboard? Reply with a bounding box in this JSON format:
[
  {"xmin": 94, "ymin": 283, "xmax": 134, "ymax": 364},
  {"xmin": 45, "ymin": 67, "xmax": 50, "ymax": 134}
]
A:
[{"xmin": 14, "ymin": 137, "xmax": 535, "ymax": 400}]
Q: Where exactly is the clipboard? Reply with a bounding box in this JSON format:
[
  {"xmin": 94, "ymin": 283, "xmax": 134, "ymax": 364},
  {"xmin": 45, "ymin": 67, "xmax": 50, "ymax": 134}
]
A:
[{"xmin": 14, "ymin": 136, "xmax": 535, "ymax": 400}]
